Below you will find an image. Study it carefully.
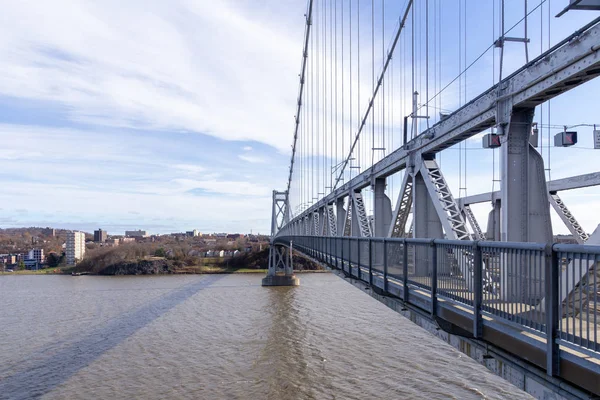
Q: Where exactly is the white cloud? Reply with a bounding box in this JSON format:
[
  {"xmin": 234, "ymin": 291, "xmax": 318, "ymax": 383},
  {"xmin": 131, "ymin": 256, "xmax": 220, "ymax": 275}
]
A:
[
  {"xmin": 238, "ymin": 154, "xmax": 267, "ymax": 164},
  {"xmin": 172, "ymin": 164, "xmax": 206, "ymax": 174},
  {"xmin": 0, "ymin": 0, "xmax": 304, "ymax": 151},
  {"xmin": 243, "ymin": 146, "xmax": 253, "ymax": 151}
]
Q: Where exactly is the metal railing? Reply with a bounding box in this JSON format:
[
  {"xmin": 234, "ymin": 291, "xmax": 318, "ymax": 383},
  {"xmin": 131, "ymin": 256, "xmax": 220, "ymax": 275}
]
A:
[{"xmin": 274, "ymin": 235, "xmax": 600, "ymax": 376}]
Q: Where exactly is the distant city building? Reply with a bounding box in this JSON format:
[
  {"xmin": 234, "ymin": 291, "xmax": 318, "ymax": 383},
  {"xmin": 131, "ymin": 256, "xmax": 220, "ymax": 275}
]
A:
[
  {"xmin": 0, "ymin": 254, "xmax": 16, "ymax": 265},
  {"xmin": 41, "ymin": 227, "xmax": 55, "ymax": 237},
  {"xmin": 94, "ymin": 229, "xmax": 108, "ymax": 243},
  {"xmin": 125, "ymin": 230, "xmax": 148, "ymax": 238},
  {"xmin": 120, "ymin": 237, "xmax": 136, "ymax": 243},
  {"xmin": 27, "ymin": 248, "xmax": 44, "ymax": 264},
  {"xmin": 24, "ymin": 259, "xmax": 40, "ymax": 270},
  {"xmin": 186, "ymin": 229, "xmax": 199, "ymax": 237},
  {"xmin": 66, "ymin": 231, "xmax": 86, "ymax": 265}
]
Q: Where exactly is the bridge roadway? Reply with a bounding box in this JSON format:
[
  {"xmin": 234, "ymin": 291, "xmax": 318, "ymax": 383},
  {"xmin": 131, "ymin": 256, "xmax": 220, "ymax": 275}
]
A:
[{"xmin": 273, "ymin": 235, "xmax": 600, "ymax": 399}]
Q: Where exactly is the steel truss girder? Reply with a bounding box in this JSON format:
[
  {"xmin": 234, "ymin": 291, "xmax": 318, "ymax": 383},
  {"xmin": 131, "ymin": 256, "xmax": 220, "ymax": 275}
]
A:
[
  {"xmin": 388, "ymin": 172, "xmax": 413, "ymax": 238},
  {"xmin": 280, "ymin": 19, "xmax": 600, "ymax": 235},
  {"xmin": 548, "ymin": 193, "xmax": 589, "ymax": 244},
  {"xmin": 463, "ymin": 204, "xmax": 486, "ymax": 240},
  {"xmin": 312, "ymin": 211, "xmax": 320, "ymax": 236},
  {"xmin": 326, "ymin": 204, "xmax": 337, "ymax": 236},
  {"xmin": 420, "ymin": 159, "xmax": 472, "ymax": 240},
  {"xmin": 351, "ymin": 190, "xmax": 372, "ymax": 237}
]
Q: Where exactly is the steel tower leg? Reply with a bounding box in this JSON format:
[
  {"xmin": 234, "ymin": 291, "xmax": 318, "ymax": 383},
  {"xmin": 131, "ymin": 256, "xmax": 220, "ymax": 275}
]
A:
[
  {"xmin": 413, "ymin": 167, "xmax": 443, "ymax": 277},
  {"xmin": 500, "ymin": 108, "xmax": 553, "ymax": 243},
  {"xmin": 486, "ymin": 199, "xmax": 501, "ymax": 241},
  {"xmin": 262, "ymin": 244, "xmax": 300, "ymax": 286},
  {"xmin": 336, "ymin": 197, "xmax": 346, "ymax": 237},
  {"xmin": 500, "ymin": 107, "xmax": 553, "ymax": 301}
]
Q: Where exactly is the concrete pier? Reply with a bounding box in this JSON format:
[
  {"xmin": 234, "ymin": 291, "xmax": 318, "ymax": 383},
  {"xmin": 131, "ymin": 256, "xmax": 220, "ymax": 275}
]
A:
[{"xmin": 262, "ymin": 274, "xmax": 300, "ymax": 286}]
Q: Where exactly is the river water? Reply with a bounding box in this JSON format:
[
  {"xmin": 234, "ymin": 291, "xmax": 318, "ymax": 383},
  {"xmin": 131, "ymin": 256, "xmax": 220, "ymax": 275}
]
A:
[{"xmin": 0, "ymin": 273, "xmax": 532, "ymax": 399}]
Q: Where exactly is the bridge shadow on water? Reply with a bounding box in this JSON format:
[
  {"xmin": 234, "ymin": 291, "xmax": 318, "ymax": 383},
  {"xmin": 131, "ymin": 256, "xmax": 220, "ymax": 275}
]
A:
[{"xmin": 0, "ymin": 274, "xmax": 225, "ymax": 400}]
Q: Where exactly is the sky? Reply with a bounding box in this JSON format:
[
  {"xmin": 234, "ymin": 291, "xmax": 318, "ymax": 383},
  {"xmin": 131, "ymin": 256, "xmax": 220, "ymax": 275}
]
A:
[
  {"xmin": 0, "ymin": 0, "xmax": 598, "ymax": 236},
  {"xmin": 0, "ymin": 0, "xmax": 306, "ymax": 235}
]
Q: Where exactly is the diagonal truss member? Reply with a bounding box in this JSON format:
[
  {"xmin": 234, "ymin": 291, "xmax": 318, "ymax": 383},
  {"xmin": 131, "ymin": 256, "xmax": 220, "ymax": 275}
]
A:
[
  {"xmin": 548, "ymin": 192, "xmax": 589, "ymax": 244},
  {"xmin": 462, "ymin": 204, "xmax": 486, "ymax": 240},
  {"xmin": 420, "ymin": 160, "xmax": 472, "ymax": 240},
  {"xmin": 351, "ymin": 191, "xmax": 372, "ymax": 237},
  {"xmin": 388, "ymin": 172, "xmax": 413, "ymax": 238},
  {"xmin": 326, "ymin": 204, "xmax": 337, "ymax": 236}
]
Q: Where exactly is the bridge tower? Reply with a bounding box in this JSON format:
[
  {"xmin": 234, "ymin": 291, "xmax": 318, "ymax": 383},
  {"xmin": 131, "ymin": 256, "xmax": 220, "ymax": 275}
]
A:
[{"xmin": 262, "ymin": 191, "xmax": 300, "ymax": 286}]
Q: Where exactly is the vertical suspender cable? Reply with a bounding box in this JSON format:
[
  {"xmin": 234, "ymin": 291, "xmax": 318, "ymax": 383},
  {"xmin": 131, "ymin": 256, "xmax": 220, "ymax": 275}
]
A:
[
  {"xmin": 458, "ymin": 0, "xmax": 462, "ymax": 197},
  {"xmin": 464, "ymin": 0, "xmax": 467, "ymax": 196},
  {"xmin": 371, "ymin": 0, "xmax": 375, "ymax": 167},
  {"xmin": 426, "ymin": 0, "xmax": 429, "ymax": 129},
  {"xmin": 382, "ymin": 0, "xmax": 385, "ymax": 161},
  {"xmin": 349, "ymin": 0, "xmax": 353, "ymax": 182},
  {"xmin": 324, "ymin": 0, "xmax": 327, "ymax": 198},
  {"xmin": 335, "ymin": 0, "xmax": 338, "ymax": 191},
  {"xmin": 350, "ymin": 0, "xmax": 361, "ymax": 175},
  {"xmin": 547, "ymin": 0, "xmax": 551, "ymax": 181},
  {"xmin": 331, "ymin": 0, "xmax": 334, "ymax": 191},
  {"xmin": 312, "ymin": 3, "xmax": 315, "ymax": 204}
]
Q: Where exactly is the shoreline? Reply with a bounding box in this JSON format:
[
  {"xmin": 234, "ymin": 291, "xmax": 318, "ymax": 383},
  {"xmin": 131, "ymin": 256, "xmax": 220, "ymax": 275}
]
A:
[{"xmin": 0, "ymin": 269, "xmax": 329, "ymax": 276}]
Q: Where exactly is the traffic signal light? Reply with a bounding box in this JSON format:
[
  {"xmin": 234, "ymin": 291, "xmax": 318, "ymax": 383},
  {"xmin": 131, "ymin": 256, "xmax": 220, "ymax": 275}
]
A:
[
  {"xmin": 482, "ymin": 134, "xmax": 501, "ymax": 148},
  {"xmin": 554, "ymin": 131, "xmax": 577, "ymax": 147}
]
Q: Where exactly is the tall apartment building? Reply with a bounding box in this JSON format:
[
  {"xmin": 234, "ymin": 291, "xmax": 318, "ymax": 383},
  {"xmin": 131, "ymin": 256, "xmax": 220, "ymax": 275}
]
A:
[
  {"xmin": 94, "ymin": 228, "xmax": 108, "ymax": 243},
  {"xmin": 66, "ymin": 231, "xmax": 86, "ymax": 265},
  {"xmin": 41, "ymin": 227, "xmax": 55, "ymax": 237},
  {"xmin": 27, "ymin": 248, "xmax": 44, "ymax": 264}
]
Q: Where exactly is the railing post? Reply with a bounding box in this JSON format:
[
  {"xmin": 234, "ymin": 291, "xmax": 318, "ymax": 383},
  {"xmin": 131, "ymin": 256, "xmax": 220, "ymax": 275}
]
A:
[
  {"xmin": 473, "ymin": 242, "xmax": 483, "ymax": 339},
  {"xmin": 383, "ymin": 239, "xmax": 388, "ymax": 293},
  {"xmin": 431, "ymin": 240, "xmax": 438, "ymax": 317},
  {"xmin": 357, "ymin": 238, "xmax": 361, "ymax": 280},
  {"xmin": 403, "ymin": 239, "xmax": 409, "ymax": 302},
  {"xmin": 369, "ymin": 239, "xmax": 373, "ymax": 286},
  {"xmin": 545, "ymin": 245, "xmax": 560, "ymax": 376},
  {"xmin": 335, "ymin": 238, "xmax": 339, "ymax": 269}
]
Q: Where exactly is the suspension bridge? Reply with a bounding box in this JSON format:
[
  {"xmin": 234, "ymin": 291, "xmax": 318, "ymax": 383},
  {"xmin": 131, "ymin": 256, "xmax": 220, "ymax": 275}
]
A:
[{"xmin": 263, "ymin": 1, "xmax": 600, "ymax": 398}]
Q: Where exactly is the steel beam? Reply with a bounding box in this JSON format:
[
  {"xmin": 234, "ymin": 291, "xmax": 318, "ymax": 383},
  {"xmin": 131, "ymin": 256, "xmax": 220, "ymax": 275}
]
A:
[{"xmin": 459, "ymin": 172, "xmax": 600, "ymax": 206}]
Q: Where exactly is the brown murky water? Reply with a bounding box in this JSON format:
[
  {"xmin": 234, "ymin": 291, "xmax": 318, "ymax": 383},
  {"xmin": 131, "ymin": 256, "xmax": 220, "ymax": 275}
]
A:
[{"xmin": 0, "ymin": 273, "xmax": 532, "ymax": 399}]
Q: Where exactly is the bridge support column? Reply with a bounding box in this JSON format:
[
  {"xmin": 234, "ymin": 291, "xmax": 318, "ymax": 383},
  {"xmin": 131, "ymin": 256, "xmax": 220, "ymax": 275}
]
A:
[
  {"xmin": 262, "ymin": 244, "xmax": 300, "ymax": 286},
  {"xmin": 500, "ymin": 107, "xmax": 553, "ymax": 243},
  {"xmin": 500, "ymin": 107, "xmax": 552, "ymax": 301},
  {"xmin": 486, "ymin": 199, "xmax": 501, "ymax": 241},
  {"xmin": 373, "ymin": 178, "xmax": 392, "ymax": 237},
  {"xmin": 336, "ymin": 197, "xmax": 345, "ymax": 236},
  {"xmin": 413, "ymin": 165, "xmax": 443, "ymax": 277}
]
